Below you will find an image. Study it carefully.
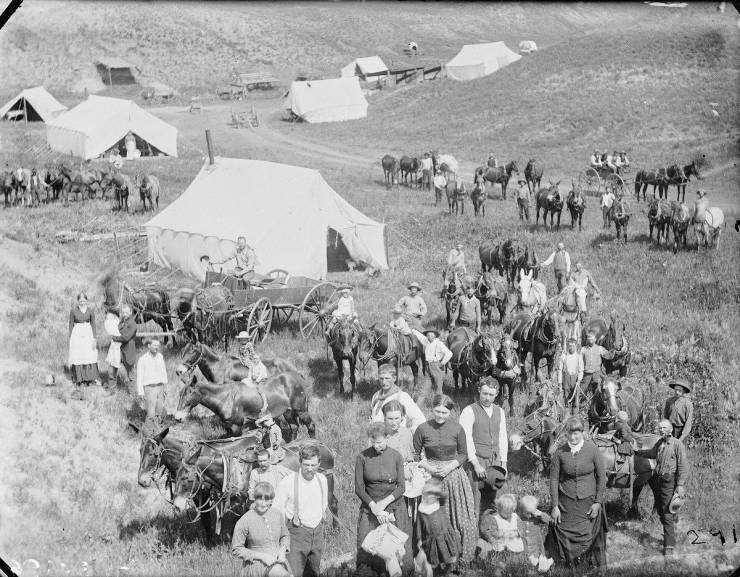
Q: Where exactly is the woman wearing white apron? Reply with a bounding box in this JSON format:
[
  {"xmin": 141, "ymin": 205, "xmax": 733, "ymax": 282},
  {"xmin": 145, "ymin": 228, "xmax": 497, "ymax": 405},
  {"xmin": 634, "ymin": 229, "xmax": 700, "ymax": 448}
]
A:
[
  {"xmin": 68, "ymin": 292, "xmax": 100, "ymax": 390},
  {"xmin": 104, "ymin": 310, "xmax": 122, "ymax": 389}
]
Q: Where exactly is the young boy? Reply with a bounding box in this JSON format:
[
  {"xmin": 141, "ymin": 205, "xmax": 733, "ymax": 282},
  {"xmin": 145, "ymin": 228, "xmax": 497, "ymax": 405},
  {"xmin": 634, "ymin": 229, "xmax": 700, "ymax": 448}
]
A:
[
  {"xmin": 325, "ymin": 285, "xmax": 359, "ymax": 338},
  {"xmin": 519, "ymin": 495, "xmax": 554, "ymax": 573}
]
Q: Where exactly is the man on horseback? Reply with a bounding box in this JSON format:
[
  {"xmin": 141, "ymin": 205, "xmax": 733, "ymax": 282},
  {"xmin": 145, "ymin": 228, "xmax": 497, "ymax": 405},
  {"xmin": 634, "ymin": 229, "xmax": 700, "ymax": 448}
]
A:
[
  {"xmin": 390, "ymin": 306, "xmax": 427, "ymax": 352},
  {"xmin": 581, "ymin": 331, "xmax": 615, "ymax": 397},
  {"xmin": 487, "ymin": 152, "xmax": 498, "ymax": 169},
  {"xmin": 396, "ymin": 282, "xmax": 427, "ymax": 331},
  {"xmin": 325, "ymin": 285, "xmax": 360, "ymax": 338},
  {"xmin": 571, "ymin": 262, "xmax": 601, "ymax": 321},
  {"xmin": 444, "ymin": 243, "xmax": 466, "ymax": 285},
  {"xmin": 541, "ymin": 242, "xmax": 571, "ymax": 292},
  {"xmin": 235, "ymin": 331, "xmax": 268, "ymax": 386},
  {"xmin": 453, "ymin": 285, "xmax": 481, "ymax": 333},
  {"xmin": 692, "ymin": 189, "xmax": 708, "ymax": 223},
  {"xmin": 663, "ymin": 379, "xmax": 693, "ymax": 442}
]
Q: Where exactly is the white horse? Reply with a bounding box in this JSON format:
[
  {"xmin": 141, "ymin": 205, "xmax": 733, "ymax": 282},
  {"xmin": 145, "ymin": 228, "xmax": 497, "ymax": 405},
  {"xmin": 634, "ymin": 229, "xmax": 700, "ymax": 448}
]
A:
[
  {"xmin": 516, "ymin": 269, "xmax": 547, "ymax": 314},
  {"xmin": 694, "ymin": 207, "xmax": 724, "ymax": 250}
]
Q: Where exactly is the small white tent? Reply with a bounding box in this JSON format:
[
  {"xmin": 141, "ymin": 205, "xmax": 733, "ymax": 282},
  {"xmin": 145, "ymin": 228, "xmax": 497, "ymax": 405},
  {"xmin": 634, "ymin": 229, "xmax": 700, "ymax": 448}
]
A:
[
  {"xmin": 144, "ymin": 157, "xmax": 388, "ymax": 281},
  {"xmin": 284, "ymin": 77, "xmax": 368, "ymax": 123},
  {"xmin": 46, "ymin": 95, "xmax": 177, "ymax": 159},
  {"xmin": 445, "ymin": 42, "xmax": 522, "ymax": 81},
  {"xmin": 519, "ymin": 40, "xmax": 538, "ymax": 54},
  {"xmin": 0, "ymin": 86, "xmax": 67, "ymax": 122},
  {"xmin": 340, "ymin": 56, "xmax": 389, "ymax": 79}
]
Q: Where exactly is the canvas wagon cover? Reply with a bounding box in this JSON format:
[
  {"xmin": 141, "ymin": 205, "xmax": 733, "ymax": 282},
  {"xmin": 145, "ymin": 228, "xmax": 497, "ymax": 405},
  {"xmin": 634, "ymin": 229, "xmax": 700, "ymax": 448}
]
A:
[
  {"xmin": 46, "ymin": 95, "xmax": 177, "ymax": 159},
  {"xmin": 0, "ymin": 86, "xmax": 67, "ymax": 122},
  {"xmin": 284, "ymin": 77, "xmax": 368, "ymax": 123},
  {"xmin": 340, "ymin": 56, "xmax": 389, "ymax": 78},
  {"xmin": 144, "ymin": 157, "xmax": 388, "ymax": 281},
  {"xmin": 445, "ymin": 42, "xmax": 522, "ymax": 81}
]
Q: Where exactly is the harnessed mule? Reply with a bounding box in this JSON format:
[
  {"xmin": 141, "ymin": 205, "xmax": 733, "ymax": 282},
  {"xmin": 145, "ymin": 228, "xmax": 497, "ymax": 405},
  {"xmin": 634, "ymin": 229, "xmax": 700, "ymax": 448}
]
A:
[
  {"xmin": 327, "ymin": 317, "xmax": 360, "ymax": 397},
  {"xmin": 475, "ymin": 271, "xmax": 508, "ymax": 326},
  {"xmin": 566, "ymin": 186, "xmax": 586, "ymax": 231},
  {"xmin": 516, "ymin": 269, "xmax": 547, "ymax": 314},
  {"xmin": 670, "ymin": 201, "xmax": 691, "ymax": 253},
  {"xmin": 588, "ymin": 378, "xmax": 646, "ymax": 434},
  {"xmin": 442, "ymin": 276, "xmax": 462, "ymax": 330},
  {"xmin": 535, "ymin": 182, "xmax": 563, "ymax": 230},
  {"xmin": 494, "ymin": 336, "xmax": 523, "ymax": 416},
  {"xmin": 506, "ymin": 309, "xmax": 560, "ymax": 384},
  {"xmin": 474, "ymin": 160, "xmax": 519, "ymax": 200}
]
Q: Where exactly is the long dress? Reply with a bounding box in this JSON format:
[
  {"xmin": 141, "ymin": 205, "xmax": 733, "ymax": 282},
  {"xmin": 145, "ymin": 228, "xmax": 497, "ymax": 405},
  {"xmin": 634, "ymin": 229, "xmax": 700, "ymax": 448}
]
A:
[
  {"xmin": 412, "ymin": 419, "xmax": 477, "ymax": 563},
  {"xmin": 355, "ymin": 446, "xmax": 413, "ymax": 577},
  {"xmin": 231, "ymin": 507, "xmax": 290, "ymax": 577},
  {"xmin": 68, "ymin": 305, "xmax": 99, "ymax": 384}
]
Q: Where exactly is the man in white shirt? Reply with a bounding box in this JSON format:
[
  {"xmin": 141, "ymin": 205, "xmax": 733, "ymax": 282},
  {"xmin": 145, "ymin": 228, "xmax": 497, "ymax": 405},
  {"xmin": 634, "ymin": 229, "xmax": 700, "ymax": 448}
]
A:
[
  {"xmin": 459, "ymin": 377, "xmax": 508, "ymax": 522},
  {"xmin": 370, "ymin": 365, "xmax": 426, "ymax": 432},
  {"xmin": 540, "ymin": 242, "xmax": 571, "ymax": 292},
  {"xmin": 558, "ymin": 338, "xmax": 584, "ymax": 410},
  {"xmin": 600, "ymin": 190, "xmax": 615, "ymax": 229},
  {"xmin": 433, "ymin": 170, "xmax": 446, "ymax": 206},
  {"xmin": 396, "ymin": 282, "xmax": 428, "ymax": 330},
  {"xmin": 136, "ymin": 339, "xmax": 168, "ymax": 421},
  {"xmin": 424, "ymin": 329, "xmax": 452, "ymax": 395},
  {"xmin": 590, "ymin": 149, "xmax": 602, "ymax": 169},
  {"xmin": 274, "ymin": 445, "xmax": 328, "ymax": 577},
  {"xmin": 421, "ymin": 152, "xmax": 434, "ymax": 190}
]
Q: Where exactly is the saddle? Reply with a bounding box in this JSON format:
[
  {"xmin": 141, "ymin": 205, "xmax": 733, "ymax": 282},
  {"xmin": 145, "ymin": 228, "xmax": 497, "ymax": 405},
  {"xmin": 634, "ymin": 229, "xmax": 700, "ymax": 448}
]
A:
[{"xmin": 388, "ymin": 328, "xmax": 417, "ymax": 363}]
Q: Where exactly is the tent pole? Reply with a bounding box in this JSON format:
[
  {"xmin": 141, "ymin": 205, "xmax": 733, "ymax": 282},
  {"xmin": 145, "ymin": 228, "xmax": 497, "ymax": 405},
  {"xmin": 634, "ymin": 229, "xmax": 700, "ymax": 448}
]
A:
[
  {"xmin": 23, "ymin": 96, "xmax": 27, "ymax": 124},
  {"xmin": 205, "ymin": 130, "xmax": 215, "ymax": 165},
  {"xmin": 109, "ymin": 68, "xmax": 113, "ymax": 90}
]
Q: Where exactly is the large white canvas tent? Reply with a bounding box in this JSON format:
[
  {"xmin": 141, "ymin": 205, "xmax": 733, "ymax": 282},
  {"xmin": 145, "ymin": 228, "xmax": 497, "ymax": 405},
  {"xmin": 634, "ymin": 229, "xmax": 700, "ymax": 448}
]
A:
[
  {"xmin": 0, "ymin": 86, "xmax": 67, "ymax": 122},
  {"xmin": 340, "ymin": 56, "xmax": 389, "ymax": 79},
  {"xmin": 445, "ymin": 42, "xmax": 522, "ymax": 81},
  {"xmin": 46, "ymin": 95, "xmax": 177, "ymax": 159},
  {"xmin": 144, "ymin": 157, "xmax": 388, "ymax": 281},
  {"xmin": 284, "ymin": 77, "xmax": 368, "ymax": 123}
]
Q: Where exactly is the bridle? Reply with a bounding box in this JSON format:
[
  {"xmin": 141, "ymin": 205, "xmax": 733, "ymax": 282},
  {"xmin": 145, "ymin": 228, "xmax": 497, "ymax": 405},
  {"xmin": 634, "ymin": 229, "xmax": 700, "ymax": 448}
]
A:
[
  {"xmin": 174, "ymin": 453, "xmax": 232, "ymax": 523},
  {"xmin": 179, "ymin": 343, "xmax": 204, "ymax": 380},
  {"xmin": 141, "ymin": 437, "xmax": 181, "ymax": 504}
]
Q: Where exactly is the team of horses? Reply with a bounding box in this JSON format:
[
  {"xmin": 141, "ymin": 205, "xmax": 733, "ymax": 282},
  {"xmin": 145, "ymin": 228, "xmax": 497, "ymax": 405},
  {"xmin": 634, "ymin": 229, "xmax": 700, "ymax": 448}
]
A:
[{"xmin": 1, "ymin": 162, "xmax": 160, "ymax": 212}]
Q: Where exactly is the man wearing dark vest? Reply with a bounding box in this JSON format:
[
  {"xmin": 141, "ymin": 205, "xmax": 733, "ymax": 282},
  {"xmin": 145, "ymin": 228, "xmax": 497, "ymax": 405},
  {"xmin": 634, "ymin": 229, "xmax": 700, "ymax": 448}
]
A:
[
  {"xmin": 541, "ymin": 241, "xmax": 571, "ymax": 292},
  {"xmin": 459, "ymin": 377, "xmax": 508, "ymax": 524}
]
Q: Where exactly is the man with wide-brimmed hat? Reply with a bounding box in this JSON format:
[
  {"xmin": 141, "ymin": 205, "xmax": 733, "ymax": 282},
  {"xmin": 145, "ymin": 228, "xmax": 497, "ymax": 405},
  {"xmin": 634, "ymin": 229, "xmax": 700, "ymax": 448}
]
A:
[
  {"xmin": 663, "ymin": 378, "xmax": 694, "ymax": 442},
  {"xmin": 444, "ymin": 243, "xmax": 467, "ymax": 288},
  {"xmin": 459, "ymin": 376, "xmax": 508, "ymax": 526},
  {"xmin": 396, "ymin": 282, "xmax": 427, "ymax": 331},
  {"xmin": 433, "ymin": 170, "xmax": 446, "ymax": 207},
  {"xmin": 515, "ymin": 178, "xmax": 531, "ymax": 222},
  {"xmin": 693, "ymin": 189, "xmax": 708, "ymax": 223},
  {"xmin": 453, "ymin": 284, "xmax": 481, "ymax": 333},
  {"xmin": 423, "ymin": 328, "xmax": 452, "ymax": 395},
  {"xmin": 590, "ymin": 149, "xmax": 602, "ymax": 169},
  {"xmin": 235, "ymin": 331, "xmax": 268, "ymax": 385},
  {"xmin": 633, "ymin": 419, "xmax": 688, "ymax": 556}
]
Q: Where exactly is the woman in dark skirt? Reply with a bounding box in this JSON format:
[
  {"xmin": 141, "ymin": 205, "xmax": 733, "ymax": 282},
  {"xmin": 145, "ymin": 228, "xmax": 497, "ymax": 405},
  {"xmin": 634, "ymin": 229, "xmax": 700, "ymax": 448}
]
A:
[
  {"xmin": 546, "ymin": 416, "xmax": 608, "ymax": 572},
  {"xmin": 355, "ymin": 422, "xmax": 413, "ymax": 577},
  {"xmin": 68, "ymin": 292, "xmax": 100, "ymax": 389},
  {"xmin": 413, "ymin": 394, "xmax": 477, "ymax": 564}
]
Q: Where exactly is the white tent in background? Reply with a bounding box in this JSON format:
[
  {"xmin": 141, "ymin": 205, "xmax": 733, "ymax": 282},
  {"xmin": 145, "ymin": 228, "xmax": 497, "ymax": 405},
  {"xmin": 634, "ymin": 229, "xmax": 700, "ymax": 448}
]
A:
[
  {"xmin": 46, "ymin": 95, "xmax": 177, "ymax": 159},
  {"xmin": 144, "ymin": 157, "xmax": 388, "ymax": 281},
  {"xmin": 340, "ymin": 56, "xmax": 389, "ymax": 79},
  {"xmin": 284, "ymin": 77, "xmax": 368, "ymax": 123},
  {"xmin": 0, "ymin": 86, "xmax": 67, "ymax": 122},
  {"xmin": 445, "ymin": 42, "xmax": 522, "ymax": 81},
  {"xmin": 519, "ymin": 40, "xmax": 538, "ymax": 54}
]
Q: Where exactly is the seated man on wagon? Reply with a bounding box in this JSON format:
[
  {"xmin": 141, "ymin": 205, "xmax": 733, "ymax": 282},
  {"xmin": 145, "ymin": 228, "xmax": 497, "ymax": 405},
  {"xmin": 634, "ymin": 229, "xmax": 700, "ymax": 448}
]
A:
[
  {"xmin": 612, "ymin": 149, "xmax": 623, "ymax": 174},
  {"xmin": 590, "ymin": 149, "xmax": 603, "ymax": 169},
  {"xmin": 212, "ymin": 236, "xmax": 258, "ymax": 288},
  {"xmin": 605, "ymin": 151, "xmax": 617, "ymax": 173}
]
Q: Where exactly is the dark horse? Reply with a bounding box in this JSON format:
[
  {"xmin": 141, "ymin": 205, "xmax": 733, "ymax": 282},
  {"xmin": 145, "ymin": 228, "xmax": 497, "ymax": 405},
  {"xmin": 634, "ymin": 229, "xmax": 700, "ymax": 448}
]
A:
[
  {"xmin": 442, "ymin": 276, "xmax": 462, "ymax": 330},
  {"xmin": 171, "ymin": 434, "xmax": 339, "ymax": 534},
  {"xmin": 647, "ymin": 197, "xmax": 672, "ymax": 245},
  {"xmin": 445, "ymin": 179, "xmax": 466, "ymax": 216},
  {"xmin": 1, "ymin": 170, "xmax": 16, "ymax": 206},
  {"xmin": 634, "ymin": 168, "xmax": 667, "ymax": 201},
  {"xmin": 505, "ymin": 309, "xmax": 560, "ymax": 384},
  {"xmin": 358, "ymin": 325, "xmax": 425, "ymax": 390},
  {"xmin": 663, "ymin": 161, "xmax": 701, "ymax": 203},
  {"xmin": 475, "ymin": 271, "xmax": 509, "ymax": 326},
  {"xmin": 446, "ymin": 328, "xmax": 497, "ymax": 390},
  {"xmin": 99, "ymin": 269, "xmax": 174, "ymax": 344},
  {"xmin": 589, "ymin": 377, "xmax": 646, "ymax": 434},
  {"xmin": 524, "ymin": 159, "xmax": 543, "ymax": 194},
  {"xmin": 610, "ymin": 196, "xmax": 630, "ymax": 242},
  {"xmin": 470, "ymin": 180, "xmax": 486, "ymax": 217},
  {"xmin": 479, "ymin": 241, "xmax": 505, "ymax": 276},
  {"xmin": 474, "ymin": 160, "xmax": 519, "ymax": 200},
  {"xmin": 135, "ymin": 173, "xmax": 161, "ymax": 211},
  {"xmin": 399, "ymin": 155, "xmax": 421, "ymax": 188},
  {"xmin": 670, "ymin": 201, "xmax": 691, "ymax": 253},
  {"xmin": 327, "ymin": 318, "xmax": 359, "ymax": 397},
  {"xmin": 535, "ymin": 181, "xmax": 563, "ymax": 230},
  {"xmin": 500, "ymin": 238, "xmax": 538, "ymax": 288},
  {"xmin": 566, "ymin": 186, "xmax": 586, "ymax": 231},
  {"xmin": 175, "ymin": 342, "xmax": 316, "ymax": 439},
  {"xmin": 582, "ymin": 315, "xmax": 631, "ymax": 377},
  {"xmin": 101, "ymin": 172, "xmax": 132, "ymax": 212},
  {"xmin": 381, "ymin": 155, "xmax": 399, "ymax": 188}
]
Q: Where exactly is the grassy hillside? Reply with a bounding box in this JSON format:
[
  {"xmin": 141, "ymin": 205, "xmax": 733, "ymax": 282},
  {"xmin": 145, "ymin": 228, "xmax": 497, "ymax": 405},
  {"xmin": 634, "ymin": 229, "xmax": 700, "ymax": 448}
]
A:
[{"xmin": 0, "ymin": 2, "xmax": 646, "ymax": 99}]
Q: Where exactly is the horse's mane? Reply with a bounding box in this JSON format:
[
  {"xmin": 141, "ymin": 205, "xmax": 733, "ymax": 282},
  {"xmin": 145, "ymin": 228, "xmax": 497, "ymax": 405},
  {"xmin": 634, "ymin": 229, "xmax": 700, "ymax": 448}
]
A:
[{"xmin": 261, "ymin": 356, "xmax": 299, "ymax": 374}]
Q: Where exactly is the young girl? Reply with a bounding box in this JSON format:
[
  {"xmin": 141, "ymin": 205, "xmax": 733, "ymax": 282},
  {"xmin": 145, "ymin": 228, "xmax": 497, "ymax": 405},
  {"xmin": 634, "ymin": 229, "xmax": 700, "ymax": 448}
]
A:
[
  {"xmin": 479, "ymin": 493, "xmax": 527, "ymax": 568},
  {"xmin": 415, "ymin": 478, "xmax": 460, "ymax": 576},
  {"xmin": 519, "ymin": 495, "xmax": 554, "ymax": 573}
]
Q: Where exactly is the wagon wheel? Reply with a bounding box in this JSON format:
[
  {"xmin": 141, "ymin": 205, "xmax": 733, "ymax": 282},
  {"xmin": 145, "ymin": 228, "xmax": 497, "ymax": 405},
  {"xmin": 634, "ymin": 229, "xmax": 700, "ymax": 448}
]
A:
[
  {"xmin": 604, "ymin": 173, "xmax": 627, "ymax": 197},
  {"xmin": 264, "ymin": 268, "xmax": 290, "ymax": 283},
  {"xmin": 578, "ymin": 168, "xmax": 601, "ymax": 196},
  {"xmin": 299, "ymin": 282, "xmax": 339, "ymax": 339},
  {"xmin": 247, "ymin": 297, "xmax": 273, "ymax": 343}
]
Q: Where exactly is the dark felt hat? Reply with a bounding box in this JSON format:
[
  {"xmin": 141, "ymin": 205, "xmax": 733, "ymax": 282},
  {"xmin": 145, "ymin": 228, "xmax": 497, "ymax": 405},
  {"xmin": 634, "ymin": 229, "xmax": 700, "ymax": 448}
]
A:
[
  {"xmin": 668, "ymin": 378, "xmax": 692, "ymax": 393},
  {"xmin": 485, "ymin": 464, "xmax": 507, "ymax": 491}
]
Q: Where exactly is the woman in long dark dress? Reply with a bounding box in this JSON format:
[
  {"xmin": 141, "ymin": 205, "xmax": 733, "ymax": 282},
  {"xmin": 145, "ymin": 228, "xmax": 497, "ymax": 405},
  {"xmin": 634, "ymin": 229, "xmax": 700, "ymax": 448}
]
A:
[
  {"xmin": 412, "ymin": 394, "xmax": 477, "ymax": 564},
  {"xmin": 68, "ymin": 292, "xmax": 100, "ymax": 388},
  {"xmin": 355, "ymin": 422, "xmax": 413, "ymax": 577},
  {"xmin": 546, "ymin": 415, "xmax": 608, "ymax": 572}
]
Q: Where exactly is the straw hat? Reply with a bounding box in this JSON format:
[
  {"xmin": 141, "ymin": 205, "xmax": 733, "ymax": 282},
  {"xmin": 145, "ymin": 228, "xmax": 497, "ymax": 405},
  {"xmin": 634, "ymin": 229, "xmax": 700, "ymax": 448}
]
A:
[
  {"xmin": 424, "ymin": 328, "xmax": 440, "ymax": 338},
  {"xmin": 391, "ymin": 306, "xmax": 404, "ymax": 315},
  {"xmin": 236, "ymin": 331, "xmax": 251, "ymax": 341},
  {"xmin": 407, "ymin": 282, "xmax": 422, "ymax": 291},
  {"xmin": 668, "ymin": 378, "xmax": 692, "ymax": 394},
  {"xmin": 668, "ymin": 493, "xmax": 683, "ymax": 514},
  {"xmin": 696, "ymin": 189, "xmax": 706, "ymax": 198}
]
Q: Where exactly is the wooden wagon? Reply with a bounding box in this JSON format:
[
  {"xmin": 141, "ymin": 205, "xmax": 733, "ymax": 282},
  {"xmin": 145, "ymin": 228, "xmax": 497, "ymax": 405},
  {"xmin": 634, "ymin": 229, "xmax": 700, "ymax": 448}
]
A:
[
  {"xmin": 201, "ymin": 271, "xmax": 338, "ymax": 344},
  {"xmin": 577, "ymin": 166, "xmax": 629, "ymax": 198}
]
